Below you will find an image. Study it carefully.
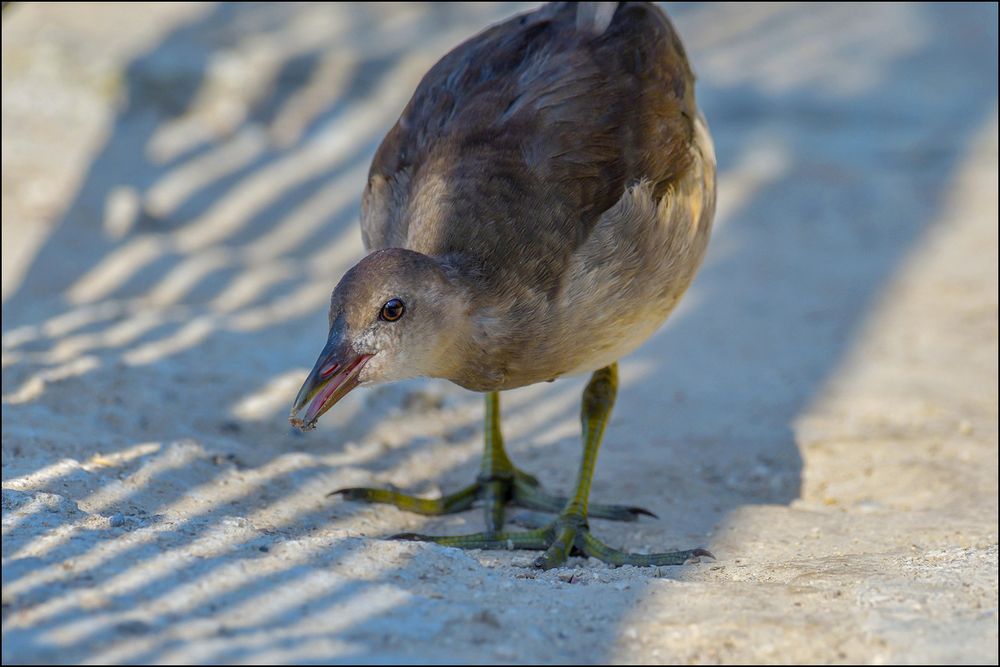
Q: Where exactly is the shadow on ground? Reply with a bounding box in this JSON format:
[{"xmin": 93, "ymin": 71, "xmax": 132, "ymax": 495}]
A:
[{"xmin": 2, "ymin": 2, "xmax": 997, "ymax": 663}]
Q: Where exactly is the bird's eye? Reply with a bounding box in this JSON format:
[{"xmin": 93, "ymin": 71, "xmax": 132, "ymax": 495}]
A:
[{"xmin": 380, "ymin": 298, "xmax": 405, "ymax": 322}]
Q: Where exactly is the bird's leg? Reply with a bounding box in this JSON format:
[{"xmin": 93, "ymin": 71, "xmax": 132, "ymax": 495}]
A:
[
  {"xmin": 332, "ymin": 390, "xmax": 652, "ymax": 528},
  {"xmin": 480, "ymin": 392, "xmax": 515, "ymax": 527},
  {"xmin": 478, "ymin": 391, "xmax": 526, "ymax": 532},
  {"xmin": 528, "ymin": 363, "xmax": 618, "ymax": 568},
  {"xmin": 397, "ymin": 364, "xmax": 713, "ymax": 569},
  {"xmin": 481, "ymin": 390, "xmax": 655, "ymax": 525},
  {"xmin": 329, "ymin": 393, "xmax": 510, "ymax": 520},
  {"xmin": 331, "ymin": 393, "xmax": 517, "ymax": 525},
  {"xmin": 530, "ymin": 363, "xmax": 709, "ymax": 568},
  {"xmin": 476, "ymin": 392, "xmax": 655, "ymax": 529}
]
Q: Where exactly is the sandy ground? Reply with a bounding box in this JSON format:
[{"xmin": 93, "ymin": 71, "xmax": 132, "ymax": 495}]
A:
[{"xmin": 2, "ymin": 2, "xmax": 997, "ymax": 664}]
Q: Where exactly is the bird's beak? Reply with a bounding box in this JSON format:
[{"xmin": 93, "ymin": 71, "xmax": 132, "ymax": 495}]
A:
[{"xmin": 289, "ymin": 337, "xmax": 372, "ymax": 431}]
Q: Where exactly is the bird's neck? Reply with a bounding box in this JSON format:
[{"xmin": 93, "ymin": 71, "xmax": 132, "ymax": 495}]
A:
[{"xmin": 433, "ymin": 254, "xmax": 559, "ymax": 392}]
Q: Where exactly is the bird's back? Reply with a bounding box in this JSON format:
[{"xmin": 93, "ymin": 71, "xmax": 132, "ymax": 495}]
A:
[
  {"xmin": 361, "ymin": 2, "xmax": 715, "ymax": 389},
  {"xmin": 362, "ymin": 2, "xmax": 696, "ymax": 286}
]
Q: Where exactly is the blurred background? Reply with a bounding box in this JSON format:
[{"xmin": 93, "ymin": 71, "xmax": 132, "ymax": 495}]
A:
[{"xmin": 2, "ymin": 3, "xmax": 997, "ymax": 664}]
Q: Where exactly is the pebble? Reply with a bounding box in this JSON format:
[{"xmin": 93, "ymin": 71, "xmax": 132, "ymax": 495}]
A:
[
  {"xmin": 115, "ymin": 619, "xmax": 152, "ymax": 635},
  {"xmin": 472, "ymin": 609, "xmax": 502, "ymax": 628}
]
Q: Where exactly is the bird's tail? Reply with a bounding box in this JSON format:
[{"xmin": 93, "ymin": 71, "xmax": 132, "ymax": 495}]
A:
[{"xmin": 576, "ymin": 2, "xmax": 618, "ymax": 35}]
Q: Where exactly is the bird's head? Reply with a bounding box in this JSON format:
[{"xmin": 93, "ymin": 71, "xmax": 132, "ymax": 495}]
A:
[{"xmin": 289, "ymin": 248, "xmax": 470, "ymax": 430}]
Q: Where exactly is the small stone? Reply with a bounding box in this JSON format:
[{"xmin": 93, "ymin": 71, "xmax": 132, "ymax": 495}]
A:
[
  {"xmin": 109, "ymin": 513, "xmax": 126, "ymax": 528},
  {"xmin": 472, "ymin": 609, "xmax": 502, "ymax": 628},
  {"xmin": 116, "ymin": 619, "xmax": 152, "ymax": 635},
  {"xmin": 219, "ymin": 421, "xmax": 242, "ymax": 434},
  {"xmin": 856, "ymin": 499, "xmax": 885, "ymax": 513}
]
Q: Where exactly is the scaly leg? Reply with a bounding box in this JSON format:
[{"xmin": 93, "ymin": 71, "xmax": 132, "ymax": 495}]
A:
[
  {"xmin": 332, "ymin": 390, "xmax": 653, "ymax": 533},
  {"xmin": 395, "ymin": 364, "xmax": 714, "ymax": 569}
]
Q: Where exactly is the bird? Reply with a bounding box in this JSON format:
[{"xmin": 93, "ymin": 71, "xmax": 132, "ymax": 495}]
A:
[{"xmin": 289, "ymin": 1, "xmax": 716, "ymax": 569}]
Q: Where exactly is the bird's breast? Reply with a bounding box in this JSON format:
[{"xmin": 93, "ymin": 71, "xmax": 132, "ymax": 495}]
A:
[{"xmin": 461, "ymin": 113, "xmax": 716, "ymax": 391}]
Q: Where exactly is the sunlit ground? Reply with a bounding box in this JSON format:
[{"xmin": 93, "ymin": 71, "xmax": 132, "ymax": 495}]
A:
[{"xmin": 2, "ymin": 3, "xmax": 997, "ymax": 663}]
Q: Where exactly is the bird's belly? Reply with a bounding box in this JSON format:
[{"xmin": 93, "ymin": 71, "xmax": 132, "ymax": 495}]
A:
[
  {"xmin": 476, "ymin": 112, "xmax": 716, "ymax": 391},
  {"xmin": 557, "ymin": 292, "xmax": 685, "ymax": 378}
]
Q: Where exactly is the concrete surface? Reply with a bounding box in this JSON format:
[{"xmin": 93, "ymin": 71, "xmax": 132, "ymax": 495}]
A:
[{"xmin": 2, "ymin": 3, "xmax": 997, "ymax": 664}]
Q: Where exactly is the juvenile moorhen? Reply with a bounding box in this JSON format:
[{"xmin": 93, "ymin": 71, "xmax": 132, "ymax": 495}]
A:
[{"xmin": 290, "ymin": 1, "xmax": 716, "ymax": 569}]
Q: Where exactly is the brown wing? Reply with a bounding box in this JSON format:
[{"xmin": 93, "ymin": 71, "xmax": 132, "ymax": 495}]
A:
[{"xmin": 361, "ymin": 2, "xmax": 697, "ymax": 287}]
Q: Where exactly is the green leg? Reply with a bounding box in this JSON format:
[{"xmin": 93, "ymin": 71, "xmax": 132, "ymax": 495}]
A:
[
  {"xmin": 478, "ymin": 391, "xmax": 520, "ymax": 533},
  {"xmin": 332, "ymin": 391, "xmax": 653, "ymax": 529},
  {"xmin": 531, "ymin": 363, "xmax": 618, "ymax": 569},
  {"xmin": 331, "ymin": 484, "xmax": 478, "ymax": 515},
  {"xmin": 531, "ymin": 363, "xmax": 711, "ymax": 568},
  {"xmin": 478, "ymin": 391, "xmax": 652, "ymax": 529},
  {"xmin": 395, "ymin": 364, "xmax": 714, "ymax": 569},
  {"xmin": 332, "ymin": 392, "xmax": 518, "ymax": 526}
]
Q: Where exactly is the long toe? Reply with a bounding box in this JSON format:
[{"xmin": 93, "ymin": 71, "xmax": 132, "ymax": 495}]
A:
[
  {"xmin": 390, "ymin": 529, "xmax": 552, "ymax": 551},
  {"xmin": 330, "ymin": 484, "xmax": 478, "ymax": 515},
  {"xmin": 588, "ymin": 502, "xmax": 658, "ymax": 521},
  {"xmin": 578, "ymin": 531, "xmax": 715, "ymax": 567},
  {"xmin": 513, "ymin": 482, "xmax": 657, "ymax": 522},
  {"xmin": 388, "ymin": 516, "xmax": 711, "ymax": 571}
]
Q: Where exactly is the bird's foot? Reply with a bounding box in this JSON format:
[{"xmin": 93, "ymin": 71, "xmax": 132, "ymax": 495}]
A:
[
  {"xmin": 510, "ymin": 472, "xmax": 656, "ymax": 522},
  {"xmin": 330, "ymin": 482, "xmax": 480, "ymax": 516},
  {"xmin": 331, "ymin": 469, "xmax": 654, "ymax": 532},
  {"xmin": 394, "ymin": 513, "xmax": 714, "ymax": 570}
]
